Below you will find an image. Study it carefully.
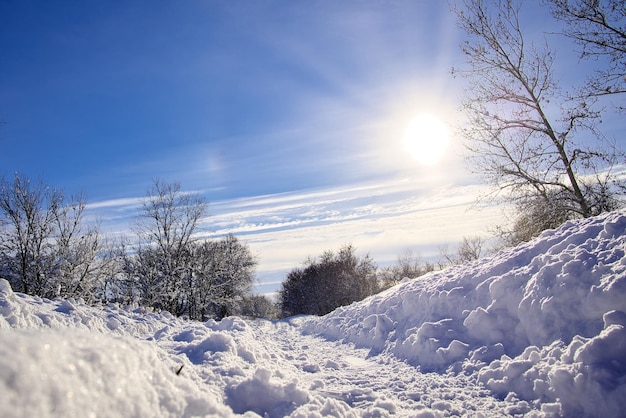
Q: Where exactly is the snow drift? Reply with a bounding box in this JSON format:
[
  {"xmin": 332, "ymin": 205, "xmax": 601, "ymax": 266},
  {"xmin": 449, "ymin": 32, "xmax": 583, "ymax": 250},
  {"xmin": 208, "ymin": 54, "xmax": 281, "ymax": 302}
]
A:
[
  {"xmin": 1, "ymin": 210, "xmax": 626, "ymax": 417},
  {"xmin": 304, "ymin": 210, "xmax": 626, "ymax": 416}
]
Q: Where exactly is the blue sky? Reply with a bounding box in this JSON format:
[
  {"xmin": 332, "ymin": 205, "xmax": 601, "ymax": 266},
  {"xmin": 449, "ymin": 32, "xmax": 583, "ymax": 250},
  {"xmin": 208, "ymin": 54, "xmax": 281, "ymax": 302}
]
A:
[
  {"xmin": 0, "ymin": 0, "xmax": 461, "ymax": 200},
  {"xmin": 1, "ymin": 1, "xmax": 623, "ymax": 294}
]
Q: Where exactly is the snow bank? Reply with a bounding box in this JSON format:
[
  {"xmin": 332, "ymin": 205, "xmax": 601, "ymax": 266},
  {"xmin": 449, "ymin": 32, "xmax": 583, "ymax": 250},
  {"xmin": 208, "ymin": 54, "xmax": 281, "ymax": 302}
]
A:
[
  {"xmin": 0, "ymin": 279, "xmax": 356, "ymax": 417},
  {"xmin": 304, "ymin": 210, "xmax": 626, "ymax": 416},
  {"xmin": 0, "ymin": 280, "xmax": 235, "ymax": 417}
]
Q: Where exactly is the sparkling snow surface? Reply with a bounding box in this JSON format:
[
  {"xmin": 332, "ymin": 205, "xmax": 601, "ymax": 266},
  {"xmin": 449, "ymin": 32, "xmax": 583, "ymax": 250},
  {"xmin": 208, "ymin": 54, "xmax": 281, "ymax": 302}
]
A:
[{"xmin": 2, "ymin": 211, "xmax": 626, "ymax": 417}]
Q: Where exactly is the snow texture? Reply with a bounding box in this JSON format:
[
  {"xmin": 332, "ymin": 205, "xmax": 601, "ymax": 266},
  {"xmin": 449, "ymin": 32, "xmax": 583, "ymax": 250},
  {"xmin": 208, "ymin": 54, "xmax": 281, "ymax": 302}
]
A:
[{"xmin": 2, "ymin": 210, "xmax": 626, "ymax": 417}]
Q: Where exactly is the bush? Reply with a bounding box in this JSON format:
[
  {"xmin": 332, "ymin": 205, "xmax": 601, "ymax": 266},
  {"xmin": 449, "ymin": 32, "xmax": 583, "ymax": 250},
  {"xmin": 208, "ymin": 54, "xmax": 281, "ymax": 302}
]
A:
[
  {"xmin": 378, "ymin": 249, "xmax": 434, "ymax": 290},
  {"xmin": 280, "ymin": 244, "xmax": 377, "ymax": 317}
]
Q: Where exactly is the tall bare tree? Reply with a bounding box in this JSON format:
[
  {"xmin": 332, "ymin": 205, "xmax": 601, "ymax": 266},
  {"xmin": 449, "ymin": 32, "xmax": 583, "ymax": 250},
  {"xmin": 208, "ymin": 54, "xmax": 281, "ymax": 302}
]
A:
[{"xmin": 453, "ymin": 0, "xmax": 623, "ymax": 240}]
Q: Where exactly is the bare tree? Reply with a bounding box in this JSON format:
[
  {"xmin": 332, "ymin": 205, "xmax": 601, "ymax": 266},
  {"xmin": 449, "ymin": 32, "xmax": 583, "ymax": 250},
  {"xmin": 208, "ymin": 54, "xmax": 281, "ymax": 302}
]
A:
[
  {"xmin": 546, "ymin": 0, "xmax": 626, "ymax": 105},
  {"xmin": 453, "ymin": 0, "xmax": 624, "ymax": 237},
  {"xmin": 122, "ymin": 181, "xmax": 260, "ymax": 320},
  {"xmin": 52, "ymin": 193, "xmax": 106, "ymax": 302},
  {"xmin": 130, "ymin": 179, "xmax": 207, "ymax": 314},
  {"xmin": 0, "ymin": 174, "xmax": 61, "ymax": 296},
  {"xmin": 438, "ymin": 236, "xmax": 486, "ymax": 267},
  {"xmin": 0, "ymin": 174, "xmax": 108, "ymax": 300},
  {"xmin": 378, "ymin": 249, "xmax": 434, "ymax": 290},
  {"xmin": 457, "ymin": 235, "xmax": 486, "ymax": 262}
]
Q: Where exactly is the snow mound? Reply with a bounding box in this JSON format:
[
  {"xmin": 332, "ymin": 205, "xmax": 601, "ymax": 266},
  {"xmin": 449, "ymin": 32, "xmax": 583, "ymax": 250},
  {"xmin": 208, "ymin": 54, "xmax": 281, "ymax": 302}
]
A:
[
  {"xmin": 0, "ymin": 328, "xmax": 233, "ymax": 418},
  {"xmin": 304, "ymin": 210, "xmax": 626, "ymax": 416},
  {"xmin": 225, "ymin": 368, "xmax": 310, "ymax": 416}
]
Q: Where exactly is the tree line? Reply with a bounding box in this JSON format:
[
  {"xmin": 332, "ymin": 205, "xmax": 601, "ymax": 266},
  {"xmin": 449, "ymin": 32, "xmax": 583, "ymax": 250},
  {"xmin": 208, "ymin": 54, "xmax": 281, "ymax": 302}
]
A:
[
  {"xmin": 0, "ymin": 176, "xmax": 259, "ymax": 320},
  {"xmin": 0, "ymin": 173, "xmax": 474, "ymax": 320}
]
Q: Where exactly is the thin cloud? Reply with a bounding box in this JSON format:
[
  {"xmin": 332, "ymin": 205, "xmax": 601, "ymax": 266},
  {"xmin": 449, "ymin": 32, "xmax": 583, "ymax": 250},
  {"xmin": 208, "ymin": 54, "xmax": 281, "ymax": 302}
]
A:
[
  {"xmin": 199, "ymin": 178, "xmax": 505, "ymax": 292},
  {"xmin": 87, "ymin": 196, "xmax": 143, "ymax": 210},
  {"xmin": 85, "ymin": 175, "xmax": 505, "ymax": 295}
]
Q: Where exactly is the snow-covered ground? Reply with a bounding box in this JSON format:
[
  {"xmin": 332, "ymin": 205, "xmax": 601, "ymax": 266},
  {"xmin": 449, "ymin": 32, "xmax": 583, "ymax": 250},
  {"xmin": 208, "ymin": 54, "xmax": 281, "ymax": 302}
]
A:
[{"xmin": 2, "ymin": 211, "xmax": 626, "ymax": 417}]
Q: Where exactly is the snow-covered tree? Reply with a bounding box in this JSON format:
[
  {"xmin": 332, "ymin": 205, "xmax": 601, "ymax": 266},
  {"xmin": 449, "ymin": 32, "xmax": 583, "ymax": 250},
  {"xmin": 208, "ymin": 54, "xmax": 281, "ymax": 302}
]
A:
[
  {"xmin": 123, "ymin": 182, "xmax": 256, "ymax": 320},
  {"xmin": 0, "ymin": 174, "xmax": 108, "ymax": 300},
  {"xmin": 188, "ymin": 235, "xmax": 257, "ymax": 320},
  {"xmin": 129, "ymin": 179, "xmax": 207, "ymax": 315},
  {"xmin": 52, "ymin": 193, "xmax": 108, "ymax": 303},
  {"xmin": 239, "ymin": 294, "xmax": 279, "ymax": 319}
]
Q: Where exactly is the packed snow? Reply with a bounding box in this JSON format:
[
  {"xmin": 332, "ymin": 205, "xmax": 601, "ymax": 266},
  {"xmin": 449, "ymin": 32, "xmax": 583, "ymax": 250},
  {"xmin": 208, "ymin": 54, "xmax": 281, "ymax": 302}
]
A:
[{"xmin": 2, "ymin": 211, "xmax": 626, "ymax": 417}]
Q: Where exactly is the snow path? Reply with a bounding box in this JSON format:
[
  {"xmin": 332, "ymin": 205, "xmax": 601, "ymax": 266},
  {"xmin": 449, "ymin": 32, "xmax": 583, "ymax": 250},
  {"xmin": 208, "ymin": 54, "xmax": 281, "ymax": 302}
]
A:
[
  {"xmin": 146, "ymin": 314, "xmax": 515, "ymax": 416},
  {"xmin": 232, "ymin": 319, "xmax": 513, "ymax": 416}
]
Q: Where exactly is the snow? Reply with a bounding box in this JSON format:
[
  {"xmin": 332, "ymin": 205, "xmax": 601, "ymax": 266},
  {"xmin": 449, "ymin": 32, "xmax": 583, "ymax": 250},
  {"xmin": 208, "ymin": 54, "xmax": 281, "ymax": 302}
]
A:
[{"xmin": 2, "ymin": 211, "xmax": 626, "ymax": 417}]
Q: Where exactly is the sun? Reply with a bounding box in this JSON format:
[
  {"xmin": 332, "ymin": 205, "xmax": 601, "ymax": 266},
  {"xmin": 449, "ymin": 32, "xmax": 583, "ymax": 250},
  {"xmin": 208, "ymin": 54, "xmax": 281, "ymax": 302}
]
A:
[{"xmin": 403, "ymin": 113, "xmax": 450, "ymax": 166}]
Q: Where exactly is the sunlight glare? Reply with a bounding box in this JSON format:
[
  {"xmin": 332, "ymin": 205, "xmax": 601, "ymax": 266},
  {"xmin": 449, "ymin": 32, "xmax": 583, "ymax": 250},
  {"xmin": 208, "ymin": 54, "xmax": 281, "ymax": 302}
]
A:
[{"xmin": 403, "ymin": 113, "xmax": 450, "ymax": 166}]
